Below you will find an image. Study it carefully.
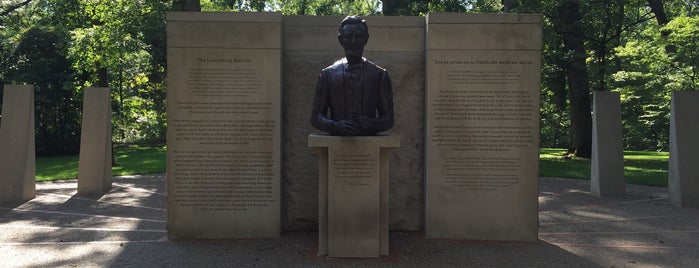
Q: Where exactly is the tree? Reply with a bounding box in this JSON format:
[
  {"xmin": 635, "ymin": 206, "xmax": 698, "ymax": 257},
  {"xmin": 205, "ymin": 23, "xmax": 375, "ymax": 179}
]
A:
[
  {"xmin": 647, "ymin": 0, "xmax": 669, "ymax": 25},
  {"xmin": 174, "ymin": 0, "xmax": 201, "ymax": 11},
  {"xmin": 0, "ymin": 0, "xmax": 33, "ymax": 20},
  {"xmin": 552, "ymin": 0, "xmax": 593, "ymax": 158},
  {"xmin": 6, "ymin": 26, "xmax": 81, "ymax": 155}
]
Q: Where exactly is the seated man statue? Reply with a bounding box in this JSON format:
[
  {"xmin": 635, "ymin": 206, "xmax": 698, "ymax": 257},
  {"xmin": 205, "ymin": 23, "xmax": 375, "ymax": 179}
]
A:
[{"xmin": 310, "ymin": 15, "xmax": 394, "ymax": 136}]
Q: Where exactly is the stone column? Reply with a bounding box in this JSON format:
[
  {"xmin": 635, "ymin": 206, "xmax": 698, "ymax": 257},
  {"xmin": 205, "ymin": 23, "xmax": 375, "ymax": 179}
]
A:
[
  {"xmin": 78, "ymin": 87, "xmax": 112, "ymax": 194},
  {"xmin": 309, "ymin": 134, "xmax": 399, "ymax": 257},
  {"xmin": 591, "ymin": 91, "xmax": 625, "ymax": 196},
  {"xmin": 669, "ymin": 91, "xmax": 699, "ymax": 208},
  {"xmin": 0, "ymin": 85, "xmax": 35, "ymax": 205}
]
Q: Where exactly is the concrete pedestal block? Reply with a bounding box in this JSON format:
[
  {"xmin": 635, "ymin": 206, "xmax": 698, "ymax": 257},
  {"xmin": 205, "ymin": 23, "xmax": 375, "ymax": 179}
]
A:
[
  {"xmin": 78, "ymin": 87, "xmax": 112, "ymax": 194},
  {"xmin": 591, "ymin": 91, "xmax": 625, "ymax": 196},
  {"xmin": 669, "ymin": 91, "xmax": 699, "ymax": 208},
  {"xmin": 309, "ymin": 134, "xmax": 399, "ymax": 257},
  {"xmin": 0, "ymin": 85, "xmax": 35, "ymax": 205}
]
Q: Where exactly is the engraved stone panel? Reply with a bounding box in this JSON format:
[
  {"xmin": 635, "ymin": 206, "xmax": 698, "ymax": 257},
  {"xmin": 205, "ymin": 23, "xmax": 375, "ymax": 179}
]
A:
[
  {"xmin": 78, "ymin": 87, "xmax": 112, "ymax": 194},
  {"xmin": 0, "ymin": 85, "xmax": 35, "ymax": 205},
  {"xmin": 166, "ymin": 12, "xmax": 281, "ymax": 238},
  {"xmin": 425, "ymin": 13, "xmax": 542, "ymax": 241},
  {"xmin": 669, "ymin": 91, "xmax": 699, "ymax": 208}
]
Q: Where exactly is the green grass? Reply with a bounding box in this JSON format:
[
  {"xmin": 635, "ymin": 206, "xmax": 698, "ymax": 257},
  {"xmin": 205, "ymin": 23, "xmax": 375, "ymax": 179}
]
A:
[
  {"xmin": 539, "ymin": 148, "xmax": 669, "ymax": 187},
  {"xmin": 37, "ymin": 145, "xmax": 669, "ymax": 187},
  {"xmin": 36, "ymin": 145, "xmax": 166, "ymax": 181}
]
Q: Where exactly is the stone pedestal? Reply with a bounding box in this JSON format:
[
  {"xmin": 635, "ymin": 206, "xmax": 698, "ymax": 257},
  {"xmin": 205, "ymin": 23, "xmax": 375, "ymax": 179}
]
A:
[
  {"xmin": 309, "ymin": 134, "xmax": 399, "ymax": 257},
  {"xmin": 0, "ymin": 85, "xmax": 35, "ymax": 205},
  {"xmin": 669, "ymin": 91, "xmax": 699, "ymax": 208},
  {"xmin": 591, "ymin": 91, "xmax": 625, "ymax": 196},
  {"xmin": 78, "ymin": 87, "xmax": 112, "ymax": 194}
]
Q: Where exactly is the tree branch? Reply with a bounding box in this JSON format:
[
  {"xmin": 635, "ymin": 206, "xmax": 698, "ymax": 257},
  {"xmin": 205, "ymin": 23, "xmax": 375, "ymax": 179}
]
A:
[{"xmin": 0, "ymin": 0, "xmax": 33, "ymax": 18}]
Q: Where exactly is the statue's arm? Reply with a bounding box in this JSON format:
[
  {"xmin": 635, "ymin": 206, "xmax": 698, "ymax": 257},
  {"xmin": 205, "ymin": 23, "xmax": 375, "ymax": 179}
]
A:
[
  {"xmin": 310, "ymin": 71, "xmax": 336, "ymax": 133},
  {"xmin": 367, "ymin": 70, "xmax": 394, "ymax": 133}
]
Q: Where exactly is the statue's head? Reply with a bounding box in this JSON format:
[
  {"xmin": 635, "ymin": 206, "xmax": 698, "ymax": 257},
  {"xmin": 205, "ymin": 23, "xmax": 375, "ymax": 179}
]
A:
[{"xmin": 338, "ymin": 15, "xmax": 369, "ymax": 62}]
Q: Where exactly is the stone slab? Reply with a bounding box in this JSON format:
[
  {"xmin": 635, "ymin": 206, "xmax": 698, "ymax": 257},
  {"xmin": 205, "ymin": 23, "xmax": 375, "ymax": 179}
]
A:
[
  {"xmin": 669, "ymin": 91, "xmax": 699, "ymax": 208},
  {"xmin": 166, "ymin": 12, "xmax": 282, "ymax": 238},
  {"xmin": 167, "ymin": 12, "xmax": 281, "ymax": 49},
  {"xmin": 0, "ymin": 85, "xmax": 35, "ymax": 205},
  {"xmin": 283, "ymin": 16, "xmax": 425, "ymax": 52},
  {"xmin": 425, "ymin": 13, "xmax": 542, "ymax": 241},
  {"xmin": 309, "ymin": 134, "xmax": 399, "ymax": 257},
  {"xmin": 78, "ymin": 87, "xmax": 112, "ymax": 194},
  {"xmin": 426, "ymin": 13, "xmax": 542, "ymax": 50},
  {"xmin": 282, "ymin": 16, "xmax": 425, "ymax": 232},
  {"xmin": 591, "ymin": 91, "xmax": 625, "ymax": 196}
]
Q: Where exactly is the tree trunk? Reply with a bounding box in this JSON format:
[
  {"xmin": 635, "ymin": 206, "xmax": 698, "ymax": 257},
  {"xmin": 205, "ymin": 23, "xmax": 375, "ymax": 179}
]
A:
[
  {"xmin": 382, "ymin": 0, "xmax": 397, "ymax": 15},
  {"xmin": 555, "ymin": 0, "xmax": 593, "ymax": 158},
  {"xmin": 173, "ymin": 0, "xmax": 201, "ymax": 11},
  {"xmin": 647, "ymin": 0, "xmax": 668, "ymax": 25},
  {"xmin": 502, "ymin": 0, "xmax": 518, "ymax": 12}
]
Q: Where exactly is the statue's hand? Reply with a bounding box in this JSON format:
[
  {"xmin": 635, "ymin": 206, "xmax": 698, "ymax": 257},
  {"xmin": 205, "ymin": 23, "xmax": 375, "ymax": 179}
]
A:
[
  {"xmin": 333, "ymin": 120, "xmax": 362, "ymax": 136},
  {"xmin": 356, "ymin": 115, "xmax": 372, "ymax": 130}
]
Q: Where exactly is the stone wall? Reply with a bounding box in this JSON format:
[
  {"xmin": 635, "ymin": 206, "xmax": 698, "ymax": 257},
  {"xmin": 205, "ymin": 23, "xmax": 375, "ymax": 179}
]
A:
[{"xmin": 282, "ymin": 16, "xmax": 425, "ymax": 231}]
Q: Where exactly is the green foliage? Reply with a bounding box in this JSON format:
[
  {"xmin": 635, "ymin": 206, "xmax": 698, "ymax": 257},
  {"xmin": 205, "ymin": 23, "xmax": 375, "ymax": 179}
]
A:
[
  {"xmin": 5, "ymin": 26, "xmax": 82, "ymax": 156},
  {"xmin": 663, "ymin": 15, "xmax": 699, "ymax": 91},
  {"xmin": 201, "ymin": 0, "xmax": 383, "ymax": 15},
  {"xmin": 2, "ymin": 0, "xmax": 698, "ymax": 155},
  {"xmin": 0, "ymin": 0, "xmax": 170, "ymax": 148},
  {"xmin": 66, "ymin": 0, "xmax": 169, "ymax": 144},
  {"xmin": 613, "ymin": 13, "xmax": 699, "ymax": 151}
]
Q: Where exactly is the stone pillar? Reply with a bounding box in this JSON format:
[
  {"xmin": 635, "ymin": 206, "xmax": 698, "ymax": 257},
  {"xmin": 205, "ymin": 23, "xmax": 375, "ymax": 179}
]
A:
[
  {"xmin": 591, "ymin": 91, "xmax": 625, "ymax": 196},
  {"xmin": 309, "ymin": 134, "xmax": 399, "ymax": 257},
  {"xmin": 669, "ymin": 91, "xmax": 699, "ymax": 208},
  {"xmin": 77, "ymin": 87, "xmax": 112, "ymax": 194},
  {"xmin": 424, "ymin": 13, "xmax": 542, "ymax": 241},
  {"xmin": 0, "ymin": 85, "xmax": 35, "ymax": 205}
]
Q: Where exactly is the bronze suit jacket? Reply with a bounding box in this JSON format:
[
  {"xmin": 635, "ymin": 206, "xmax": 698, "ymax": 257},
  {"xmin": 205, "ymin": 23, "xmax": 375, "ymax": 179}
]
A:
[{"xmin": 311, "ymin": 58, "xmax": 394, "ymax": 135}]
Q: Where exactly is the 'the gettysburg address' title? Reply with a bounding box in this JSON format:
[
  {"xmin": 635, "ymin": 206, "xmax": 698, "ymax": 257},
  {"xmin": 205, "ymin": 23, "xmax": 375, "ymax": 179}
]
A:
[{"xmin": 197, "ymin": 57, "xmax": 251, "ymax": 64}]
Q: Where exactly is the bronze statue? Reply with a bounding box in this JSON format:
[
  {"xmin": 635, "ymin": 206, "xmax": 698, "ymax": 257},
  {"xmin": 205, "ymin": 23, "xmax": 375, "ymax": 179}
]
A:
[{"xmin": 310, "ymin": 16, "xmax": 394, "ymax": 136}]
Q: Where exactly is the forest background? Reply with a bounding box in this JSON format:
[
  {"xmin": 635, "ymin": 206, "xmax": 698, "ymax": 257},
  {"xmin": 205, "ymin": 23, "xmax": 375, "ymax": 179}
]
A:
[{"xmin": 0, "ymin": 0, "xmax": 697, "ymax": 158}]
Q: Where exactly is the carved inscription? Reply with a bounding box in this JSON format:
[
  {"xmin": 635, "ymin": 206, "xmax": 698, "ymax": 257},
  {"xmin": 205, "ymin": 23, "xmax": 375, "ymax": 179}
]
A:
[
  {"xmin": 172, "ymin": 150, "xmax": 274, "ymax": 211},
  {"xmin": 444, "ymin": 156, "xmax": 520, "ymax": 191},
  {"xmin": 172, "ymin": 119, "xmax": 274, "ymax": 145},
  {"xmin": 429, "ymin": 57, "xmax": 537, "ymax": 191},
  {"xmin": 332, "ymin": 154, "xmax": 375, "ymax": 186},
  {"xmin": 170, "ymin": 53, "xmax": 279, "ymax": 213},
  {"xmin": 187, "ymin": 65, "xmax": 261, "ymax": 98}
]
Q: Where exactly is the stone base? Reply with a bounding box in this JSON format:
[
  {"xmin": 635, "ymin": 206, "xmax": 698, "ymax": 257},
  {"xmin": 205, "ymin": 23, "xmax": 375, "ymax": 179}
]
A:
[
  {"xmin": 0, "ymin": 85, "xmax": 35, "ymax": 205},
  {"xmin": 78, "ymin": 87, "xmax": 112, "ymax": 194},
  {"xmin": 309, "ymin": 134, "xmax": 399, "ymax": 258},
  {"xmin": 669, "ymin": 91, "xmax": 699, "ymax": 208},
  {"xmin": 591, "ymin": 91, "xmax": 625, "ymax": 196}
]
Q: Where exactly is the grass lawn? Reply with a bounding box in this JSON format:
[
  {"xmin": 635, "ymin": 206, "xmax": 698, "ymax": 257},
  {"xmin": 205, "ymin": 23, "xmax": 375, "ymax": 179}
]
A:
[
  {"xmin": 540, "ymin": 148, "xmax": 669, "ymax": 187},
  {"xmin": 37, "ymin": 145, "xmax": 669, "ymax": 187},
  {"xmin": 36, "ymin": 145, "xmax": 166, "ymax": 181}
]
